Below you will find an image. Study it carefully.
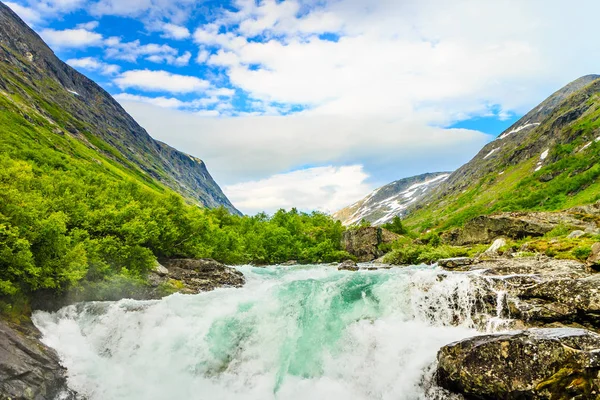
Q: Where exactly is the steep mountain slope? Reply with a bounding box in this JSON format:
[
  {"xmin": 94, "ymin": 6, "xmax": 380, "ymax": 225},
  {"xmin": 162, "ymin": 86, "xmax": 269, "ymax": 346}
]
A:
[
  {"xmin": 0, "ymin": 2, "xmax": 239, "ymax": 214},
  {"xmin": 333, "ymin": 172, "xmax": 450, "ymax": 226},
  {"xmin": 402, "ymin": 75, "xmax": 600, "ymax": 231}
]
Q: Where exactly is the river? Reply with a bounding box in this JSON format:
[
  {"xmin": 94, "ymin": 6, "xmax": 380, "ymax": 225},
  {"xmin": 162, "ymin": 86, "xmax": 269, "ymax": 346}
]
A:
[{"xmin": 32, "ymin": 264, "xmax": 505, "ymax": 400}]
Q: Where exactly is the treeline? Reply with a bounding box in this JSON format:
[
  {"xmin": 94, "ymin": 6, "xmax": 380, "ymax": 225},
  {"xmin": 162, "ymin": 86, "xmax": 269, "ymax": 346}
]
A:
[{"xmin": 0, "ymin": 153, "xmax": 350, "ymax": 313}]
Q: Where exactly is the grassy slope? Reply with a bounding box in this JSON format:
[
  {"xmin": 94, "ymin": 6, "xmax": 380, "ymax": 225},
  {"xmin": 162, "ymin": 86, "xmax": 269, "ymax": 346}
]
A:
[{"xmin": 404, "ymin": 88, "xmax": 600, "ymax": 232}]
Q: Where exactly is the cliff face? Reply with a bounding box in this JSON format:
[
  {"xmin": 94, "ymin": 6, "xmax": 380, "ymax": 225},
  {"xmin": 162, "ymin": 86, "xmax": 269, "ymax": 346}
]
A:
[{"xmin": 0, "ymin": 2, "xmax": 239, "ymax": 214}]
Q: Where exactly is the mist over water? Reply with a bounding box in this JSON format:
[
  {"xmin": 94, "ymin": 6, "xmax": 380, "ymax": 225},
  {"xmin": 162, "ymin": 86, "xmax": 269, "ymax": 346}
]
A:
[{"xmin": 33, "ymin": 265, "xmax": 491, "ymax": 400}]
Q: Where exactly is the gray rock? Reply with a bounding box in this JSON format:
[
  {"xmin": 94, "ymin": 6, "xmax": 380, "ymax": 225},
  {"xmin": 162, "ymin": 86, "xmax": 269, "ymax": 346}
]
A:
[
  {"xmin": 0, "ymin": 320, "xmax": 78, "ymax": 400},
  {"xmin": 161, "ymin": 258, "xmax": 245, "ymax": 294},
  {"xmin": 436, "ymin": 328, "xmax": 600, "ymax": 399},
  {"xmin": 568, "ymin": 230, "xmax": 586, "ymax": 239},
  {"xmin": 437, "ymin": 257, "xmax": 475, "ymax": 270},
  {"xmin": 338, "ymin": 260, "xmax": 359, "ymax": 271},
  {"xmin": 153, "ymin": 261, "xmax": 169, "ymax": 276},
  {"xmin": 443, "ymin": 211, "xmax": 598, "ymax": 245},
  {"xmin": 280, "ymin": 260, "xmax": 298, "ymax": 266},
  {"xmin": 341, "ymin": 227, "xmax": 399, "ymax": 262},
  {"xmin": 587, "ymin": 242, "xmax": 600, "ymax": 267}
]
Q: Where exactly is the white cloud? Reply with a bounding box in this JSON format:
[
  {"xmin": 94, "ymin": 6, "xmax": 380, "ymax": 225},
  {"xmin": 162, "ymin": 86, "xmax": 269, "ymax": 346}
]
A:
[
  {"xmin": 104, "ymin": 37, "xmax": 178, "ymax": 62},
  {"xmin": 76, "ymin": 20, "xmax": 99, "ymax": 30},
  {"xmin": 67, "ymin": 56, "xmax": 120, "ymax": 75},
  {"xmin": 113, "ymin": 93, "xmax": 190, "ymax": 109},
  {"xmin": 160, "ymin": 22, "xmax": 190, "ymax": 40},
  {"xmin": 223, "ymin": 165, "xmax": 372, "ymax": 215},
  {"xmin": 89, "ymin": 0, "xmax": 196, "ymax": 24},
  {"xmin": 114, "ymin": 69, "xmax": 210, "ymax": 93},
  {"xmin": 118, "ymin": 102, "xmax": 491, "ymax": 186},
  {"xmin": 39, "ymin": 28, "xmax": 103, "ymax": 49},
  {"xmin": 5, "ymin": 2, "xmax": 42, "ymax": 26}
]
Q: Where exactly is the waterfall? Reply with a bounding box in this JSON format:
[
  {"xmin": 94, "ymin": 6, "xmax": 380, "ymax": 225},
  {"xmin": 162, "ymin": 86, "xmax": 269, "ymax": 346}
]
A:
[{"xmin": 33, "ymin": 264, "xmax": 506, "ymax": 400}]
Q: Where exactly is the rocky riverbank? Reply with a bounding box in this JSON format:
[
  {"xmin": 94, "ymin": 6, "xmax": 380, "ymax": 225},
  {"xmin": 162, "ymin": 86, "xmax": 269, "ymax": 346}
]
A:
[{"xmin": 1, "ymin": 258, "xmax": 244, "ymax": 400}]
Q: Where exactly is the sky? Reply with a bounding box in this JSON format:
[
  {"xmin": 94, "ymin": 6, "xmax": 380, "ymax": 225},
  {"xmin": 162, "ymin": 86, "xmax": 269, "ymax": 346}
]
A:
[{"xmin": 7, "ymin": 0, "xmax": 600, "ymax": 214}]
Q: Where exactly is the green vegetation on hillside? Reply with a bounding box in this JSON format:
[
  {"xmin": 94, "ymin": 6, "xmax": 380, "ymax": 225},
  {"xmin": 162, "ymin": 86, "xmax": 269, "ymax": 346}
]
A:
[
  {"xmin": 0, "ymin": 89, "xmax": 350, "ymax": 316},
  {"xmin": 404, "ymin": 94, "xmax": 600, "ymax": 233}
]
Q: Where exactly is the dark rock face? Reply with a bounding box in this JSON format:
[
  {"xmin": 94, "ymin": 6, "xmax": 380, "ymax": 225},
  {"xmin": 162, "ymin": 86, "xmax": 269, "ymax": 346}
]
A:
[
  {"xmin": 0, "ymin": 320, "xmax": 77, "ymax": 400},
  {"xmin": 155, "ymin": 259, "xmax": 245, "ymax": 294},
  {"xmin": 341, "ymin": 227, "xmax": 400, "ymax": 262},
  {"xmin": 337, "ymin": 260, "xmax": 358, "ymax": 271},
  {"xmin": 443, "ymin": 210, "xmax": 599, "ymax": 245},
  {"xmin": 436, "ymin": 328, "xmax": 600, "ymax": 400},
  {"xmin": 0, "ymin": 3, "xmax": 239, "ymax": 214}
]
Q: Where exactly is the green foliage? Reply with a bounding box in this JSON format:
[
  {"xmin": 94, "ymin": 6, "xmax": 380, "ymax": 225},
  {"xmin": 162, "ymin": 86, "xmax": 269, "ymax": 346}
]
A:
[
  {"xmin": 0, "ymin": 91, "xmax": 351, "ymax": 313},
  {"xmin": 381, "ymin": 216, "xmax": 407, "ymax": 235},
  {"xmin": 382, "ymin": 242, "xmax": 469, "ymax": 265},
  {"xmin": 573, "ymin": 246, "xmax": 592, "ymax": 261}
]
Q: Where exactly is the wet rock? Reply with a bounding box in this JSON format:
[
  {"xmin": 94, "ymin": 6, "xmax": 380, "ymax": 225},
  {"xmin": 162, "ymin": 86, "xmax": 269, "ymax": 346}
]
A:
[
  {"xmin": 587, "ymin": 243, "xmax": 600, "ymax": 268},
  {"xmin": 161, "ymin": 258, "xmax": 245, "ymax": 294},
  {"xmin": 0, "ymin": 319, "xmax": 78, "ymax": 400},
  {"xmin": 338, "ymin": 260, "xmax": 359, "ymax": 271},
  {"xmin": 436, "ymin": 328, "xmax": 600, "ymax": 400},
  {"xmin": 280, "ymin": 260, "xmax": 298, "ymax": 266},
  {"xmin": 568, "ymin": 230, "xmax": 586, "ymax": 239},
  {"xmin": 438, "ymin": 257, "xmax": 475, "ymax": 270},
  {"xmin": 341, "ymin": 227, "xmax": 400, "ymax": 262}
]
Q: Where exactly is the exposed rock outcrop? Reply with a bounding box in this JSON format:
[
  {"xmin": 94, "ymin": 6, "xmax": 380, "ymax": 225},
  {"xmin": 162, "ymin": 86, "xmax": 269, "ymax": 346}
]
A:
[
  {"xmin": 150, "ymin": 258, "xmax": 245, "ymax": 294},
  {"xmin": 588, "ymin": 243, "xmax": 600, "ymax": 268},
  {"xmin": 438, "ymin": 257, "xmax": 600, "ymax": 331},
  {"xmin": 443, "ymin": 210, "xmax": 599, "ymax": 245},
  {"xmin": 341, "ymin": 227, "xmax": 400, "ymax": 262},
  {"xmin": 0, "ymin": 320, "xmax": 78, "ymax": 400},
  {"xmin": 436, "ymin": 328, "xmax": 600, "ymax": 399}
]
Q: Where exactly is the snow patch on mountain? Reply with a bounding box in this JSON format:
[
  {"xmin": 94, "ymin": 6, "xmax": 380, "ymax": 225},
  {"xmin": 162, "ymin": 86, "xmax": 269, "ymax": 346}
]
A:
[{"xmin": 333, "ymin": 173, "xmax": 450, "ymax": 226}]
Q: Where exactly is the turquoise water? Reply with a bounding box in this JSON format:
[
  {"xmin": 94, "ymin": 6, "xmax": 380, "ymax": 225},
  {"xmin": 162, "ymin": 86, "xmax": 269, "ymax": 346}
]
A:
[{"xmin": 33, "ymin": 265, "xmax": 484, "ymax": 400}]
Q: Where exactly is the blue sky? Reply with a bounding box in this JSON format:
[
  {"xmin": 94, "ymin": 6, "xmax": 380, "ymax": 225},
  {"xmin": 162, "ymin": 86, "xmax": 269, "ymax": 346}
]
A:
[{"xmin": 7, "ymin": 0, "xmax": 600, "ymax": 214}]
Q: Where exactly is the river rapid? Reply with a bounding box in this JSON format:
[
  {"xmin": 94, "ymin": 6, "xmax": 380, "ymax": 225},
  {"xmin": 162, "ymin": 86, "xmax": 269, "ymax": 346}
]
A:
[{"xmin": 33, "ymin": 264, "xmax": 504, "ymax": 400}]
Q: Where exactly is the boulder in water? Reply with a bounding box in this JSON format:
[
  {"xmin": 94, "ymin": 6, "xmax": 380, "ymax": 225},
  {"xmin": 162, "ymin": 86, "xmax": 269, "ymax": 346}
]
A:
[
  {"xmin": 338, "ymin": 260, "xmax": 359, "ymax": 271},
  {"xmin": 437, "ymin": 257, "xmax": 475, "ymax": 270},
  {"xmin": 436, "ymin": 328, "xmax": 600, "ymax": 399}
]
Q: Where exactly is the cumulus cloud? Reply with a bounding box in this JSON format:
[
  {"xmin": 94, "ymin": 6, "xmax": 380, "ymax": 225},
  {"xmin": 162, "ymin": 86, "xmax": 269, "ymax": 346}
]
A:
[
  {"xmin": 160, "ymin": 22, "xmax": 191, "ymax": 40},
  {"xmin": 39, "ymin": 28, "xmax": 103, "ymax": 49},
  {"xmin": 223, "ymin": 165, "xmax": 372, "ymax": 215},
  {"xmin": 114, "ymin": 69, "xmax": 210, "ymax": 93},
  {"xmin": 67, "ymin": 56, "xmax": 120, "ymax": 75}
]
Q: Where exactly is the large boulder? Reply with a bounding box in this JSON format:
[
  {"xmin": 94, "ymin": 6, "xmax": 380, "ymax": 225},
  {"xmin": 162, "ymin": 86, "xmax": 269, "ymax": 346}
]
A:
[
  {"xmin": 436, "ymin": 328, "xmax": 600, "ymax": 399},
  {"xmin": 0, "ymin": 319, "xmax": 77, "ymax": 400},
  {"xmin": 443, "ymin": 211, "xmax": 598, "ymax": 245},
  {"xmin": 158, "ymin": 258, "xmax": 245, "ymax": 294},
  {"xmin": 342, "ymin": 227, "xmax": 400, "ymax": 262}
]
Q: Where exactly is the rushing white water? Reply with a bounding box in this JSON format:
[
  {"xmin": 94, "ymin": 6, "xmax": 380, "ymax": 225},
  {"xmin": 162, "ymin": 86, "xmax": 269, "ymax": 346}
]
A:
[{"xmin": 33, "ymin": 265, "xmax": 497, "ymax": 400}]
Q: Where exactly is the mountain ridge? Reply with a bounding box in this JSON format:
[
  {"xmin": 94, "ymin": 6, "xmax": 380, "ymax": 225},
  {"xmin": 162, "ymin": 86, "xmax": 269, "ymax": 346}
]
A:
[
  {"xmin": 333, "ymin": 172, "xmax": 451, "ymax": 226},
  {"xmin": 401, "ymin": 74, "xmax": 600, "ymax": 230},
  {"xmin": 0, "ymin": 1, "xmax": 239, "ymax": 214}
]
